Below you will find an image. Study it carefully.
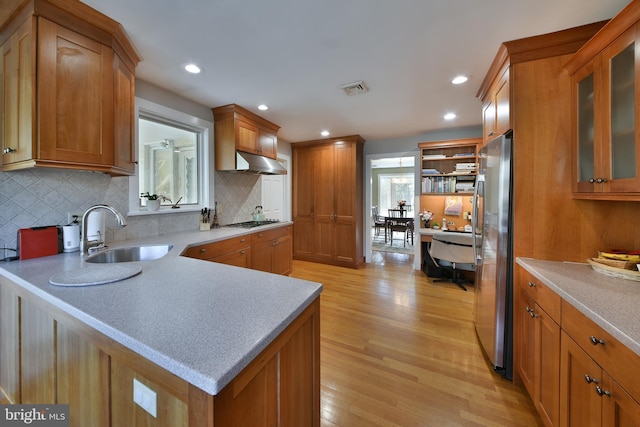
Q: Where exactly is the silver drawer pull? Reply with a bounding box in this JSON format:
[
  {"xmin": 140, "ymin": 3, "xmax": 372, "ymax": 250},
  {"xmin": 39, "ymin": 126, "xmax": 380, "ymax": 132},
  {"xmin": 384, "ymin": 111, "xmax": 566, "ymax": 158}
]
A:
[
  {"xmin": 527, "ymin": 281, "xmax": 536, "ymax": 287},
  {"xmin": 589, "ymin": 336, "xmax": 605, "ymax": 346},
  {"xmin": 595, "ymin": 385, "xmax": 611, "ymax": 397},
  {"xmin": 3, "ymin": 147, "xmax": 17, "ymax": 154},
  {"xmin": 584, "ymin": 374, "xmax": 598, "ymax": 384}
]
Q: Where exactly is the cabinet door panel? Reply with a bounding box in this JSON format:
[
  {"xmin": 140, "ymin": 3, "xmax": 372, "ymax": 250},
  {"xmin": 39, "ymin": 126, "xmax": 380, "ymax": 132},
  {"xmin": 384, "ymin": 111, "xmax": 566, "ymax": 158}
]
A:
[
  {"xmin": 1, "ymin": 18, "xmax": 34, "ymax": 166},
  {"xmin": 38, "ymin": 18, "xmax": 114, "ymax": 165},
  {"xmin": 21, "ymin": 300, "xmax": 55, "ymax": 404},
  {"xmin": 0, "ymin": 284, "xmax": 20, "ymax": 403},
  {"xmin": 560, "ymin": 331, "xmax": 601, "ymax": 427},
  {"xmin": 536, "ymin": 304, "xmax": 560, "ymax": 427},
  {"xmin": 602, "ymin": 26, "xmax": 640, "ymax": 192},
  {"xmin": 236, "ymin": 120, "xmax": 259, "ymax": 154},
  {"xmin": 515, "ymin": 280, "xmax": 536, "ymax": 397},
  {"xmin": 57, "ymin": 322, "xmax": 110, "ymax": 426},
  {"xmin": 602, "ymin": 373, "xmax": 640, "ymax": 427},
  {"xmin": 113, "ymin": 54, "xmax": 136, "ymax": 173},
  {"xmin": 573, "ymin": 58, "xmax": 600, "ymax": 193},
  {"xmin": 272, "ymin": 234, "xmax": 292, "ymax": 275}
]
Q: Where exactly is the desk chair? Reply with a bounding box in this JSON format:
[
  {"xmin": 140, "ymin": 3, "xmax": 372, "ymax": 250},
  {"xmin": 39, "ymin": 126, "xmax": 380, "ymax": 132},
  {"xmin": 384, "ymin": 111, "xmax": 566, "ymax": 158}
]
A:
[{"xmin": 428, "ymin": 231, "xmax": 475, "ymax": 291}]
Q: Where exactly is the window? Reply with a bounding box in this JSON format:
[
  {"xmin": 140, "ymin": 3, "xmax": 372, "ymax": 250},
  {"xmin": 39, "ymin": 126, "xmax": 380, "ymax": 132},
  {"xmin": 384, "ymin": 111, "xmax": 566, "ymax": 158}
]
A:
[
  {"xmin": 129, "ymin": 98, "xmax": 213, "ymax": 215},
  {"xmin": 379, "ymin": 173, "xmax": 414, "ymax": 212}
]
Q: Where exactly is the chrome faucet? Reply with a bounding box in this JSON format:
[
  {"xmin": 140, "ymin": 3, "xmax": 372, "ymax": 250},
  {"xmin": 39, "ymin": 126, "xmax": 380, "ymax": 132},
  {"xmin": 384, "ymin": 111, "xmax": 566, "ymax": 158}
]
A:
[{"xmin": 80, "ymin": 205, "xmax": 127, "ymax": 255}]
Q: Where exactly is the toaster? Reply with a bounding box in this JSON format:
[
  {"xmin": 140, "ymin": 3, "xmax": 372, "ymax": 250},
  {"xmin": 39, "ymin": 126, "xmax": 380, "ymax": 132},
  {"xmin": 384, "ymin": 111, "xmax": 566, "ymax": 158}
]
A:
[{"xmin": 17, "ymin": 226, "xmax": 63, "ymax": 260}]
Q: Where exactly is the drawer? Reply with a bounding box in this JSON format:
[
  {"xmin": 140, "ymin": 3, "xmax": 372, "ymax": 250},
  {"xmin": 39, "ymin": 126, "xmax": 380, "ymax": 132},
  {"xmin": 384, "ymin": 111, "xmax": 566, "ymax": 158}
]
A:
[
  {"xmin": 562, "ymin": 299, "xmax": 640, "ymax": 401},
  {"xmin": 517, "ymin": 267, "xmax": 561, "ymax": 322},
  {"xmin": 251, "ymin": 225, "xmax": 291, "ymax": 245},
  {"xmin": 183, "ymin": 236, "xmax": 250, "ymax": 260}
]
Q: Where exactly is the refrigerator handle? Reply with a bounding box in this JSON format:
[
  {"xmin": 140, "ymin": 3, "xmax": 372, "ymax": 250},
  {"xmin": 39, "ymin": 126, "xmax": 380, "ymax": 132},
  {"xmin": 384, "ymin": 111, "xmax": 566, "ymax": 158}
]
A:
[{"xmin": 472, "ymin": 176, "xmax": 483, "ymax": 265}]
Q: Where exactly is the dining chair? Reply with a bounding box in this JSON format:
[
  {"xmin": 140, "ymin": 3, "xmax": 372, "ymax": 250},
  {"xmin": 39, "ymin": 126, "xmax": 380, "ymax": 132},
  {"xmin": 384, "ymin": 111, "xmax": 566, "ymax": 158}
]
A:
[
  {"xmin": 372, "ymin": 206, "xmax": 386, "ymax": 236},
  {"xmin": 387, "ymin": 209, "xmax": 409, "ymax": 246}
]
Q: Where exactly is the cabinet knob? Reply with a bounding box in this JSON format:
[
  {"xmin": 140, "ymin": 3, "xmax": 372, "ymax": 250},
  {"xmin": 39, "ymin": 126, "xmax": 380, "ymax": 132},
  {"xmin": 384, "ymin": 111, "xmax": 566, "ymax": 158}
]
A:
[
  {"xmin": 589, "ymin": 336, "xmax": 605, "ymax": 346},
  {"xmin": 595, "ymin": 385, "xmax": 611, "ymax": 397},
  {"xmin": 240, "ymin": 238, "xmax": 245, "ymax": 242},
  {"xmin": 527, "ymin": 281, "xmax": 536, "ymax": 288},
  {"xmin": 199, "ymin": 248, "xmax": 206, "ymax": 253},
  {"xmin": 488, "ymin": 131, "xmax": 495, "ymax": 137},
  {"xmin": 240, "ymin": 250, "xmax": 246, "ymax": 254},
  {"xmin": 2, "ymin": 147, "xmax": 16, "ymax": 154},
  {"xmin": 589, "ymin": 178, "xmax": 608, "ymax": 184},
  {"xmin": 584, "ymin": 374, "xmax": 598, "ymax": 384}
]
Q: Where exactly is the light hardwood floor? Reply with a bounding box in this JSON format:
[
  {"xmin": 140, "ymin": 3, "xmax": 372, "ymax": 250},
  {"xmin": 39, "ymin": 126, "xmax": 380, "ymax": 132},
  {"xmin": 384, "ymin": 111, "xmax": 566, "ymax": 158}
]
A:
[{"xmin": 290, "ymin": 251, "xmax": 542, "ymax": 427}]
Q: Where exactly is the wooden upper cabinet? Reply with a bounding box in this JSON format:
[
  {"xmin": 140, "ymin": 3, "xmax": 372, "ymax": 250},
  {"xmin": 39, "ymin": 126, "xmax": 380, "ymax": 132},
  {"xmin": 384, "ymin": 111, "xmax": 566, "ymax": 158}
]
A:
[
  {"xmin": 481, "ymin": 66, "xmax": 510, "ymax": 142},
  {"xmin": 212, "ymin": 104, "xmax": 281, "ymax": 171},
  {"xmin": 0, "ymin": 17, "xmax": 34, "ymax": 166},
  {"xmin": 38, "ymin": 18, "xmax": 115, "ymax": 166},
  {"xmin": 0, "ymin": 0, "xmax": 140, "ymax": 176},
  {"xmin": 565, "ymin": 2, "xmax": 640, "ymax": 200}
]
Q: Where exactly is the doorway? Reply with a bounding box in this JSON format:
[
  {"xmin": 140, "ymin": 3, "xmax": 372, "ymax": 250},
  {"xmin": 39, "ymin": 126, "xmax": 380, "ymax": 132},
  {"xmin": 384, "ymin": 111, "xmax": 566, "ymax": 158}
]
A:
[{"xmin": 365, "ymin": 153, "xmax": 420, "ymax": 268}]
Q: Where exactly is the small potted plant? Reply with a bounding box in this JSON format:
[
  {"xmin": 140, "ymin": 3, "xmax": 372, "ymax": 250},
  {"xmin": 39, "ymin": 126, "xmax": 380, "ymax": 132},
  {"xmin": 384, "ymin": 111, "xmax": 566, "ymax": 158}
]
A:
[{"xmin": 140, "ymin": 192, "xmax": 171, "ymax": 211}]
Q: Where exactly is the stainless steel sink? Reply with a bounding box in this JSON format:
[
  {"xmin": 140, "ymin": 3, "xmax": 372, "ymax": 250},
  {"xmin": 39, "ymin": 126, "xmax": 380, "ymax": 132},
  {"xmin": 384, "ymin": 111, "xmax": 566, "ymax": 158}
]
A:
[{"xmin": 85, "ymin": 244, "xmax": 173, "ymax": 263}]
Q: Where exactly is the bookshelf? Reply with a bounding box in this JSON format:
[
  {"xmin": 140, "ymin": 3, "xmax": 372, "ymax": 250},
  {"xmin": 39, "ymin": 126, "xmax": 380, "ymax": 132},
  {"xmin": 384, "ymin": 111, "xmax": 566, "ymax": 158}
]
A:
[{"xmin": 418, "ymin": 138, "xmax": 481, "ymax": 195}]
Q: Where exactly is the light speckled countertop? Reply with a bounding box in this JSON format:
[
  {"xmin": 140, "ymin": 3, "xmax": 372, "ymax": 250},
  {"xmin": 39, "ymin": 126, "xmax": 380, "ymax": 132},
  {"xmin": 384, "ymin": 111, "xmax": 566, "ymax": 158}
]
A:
[
  {"xmin": 517, "ymin": 258, "xmax": 640, "ymax": 357},
  {"xmin": 0, "ymin": 222, "xmax": 322, "ymax": 395}
]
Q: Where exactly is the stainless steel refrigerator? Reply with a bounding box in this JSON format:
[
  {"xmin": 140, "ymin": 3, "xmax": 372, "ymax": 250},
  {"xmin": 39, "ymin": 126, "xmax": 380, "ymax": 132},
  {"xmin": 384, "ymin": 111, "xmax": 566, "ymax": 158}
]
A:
[{"xmin": 472, "ymin": 133, "xmax": 513, "ymax": 379}]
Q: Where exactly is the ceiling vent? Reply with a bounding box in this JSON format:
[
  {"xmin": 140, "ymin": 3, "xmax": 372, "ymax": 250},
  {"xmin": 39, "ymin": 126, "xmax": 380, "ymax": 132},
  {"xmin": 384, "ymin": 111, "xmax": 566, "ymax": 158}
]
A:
[{"xmin": 340, "ymin": 81, "xmax": 369, "ymax": 96}]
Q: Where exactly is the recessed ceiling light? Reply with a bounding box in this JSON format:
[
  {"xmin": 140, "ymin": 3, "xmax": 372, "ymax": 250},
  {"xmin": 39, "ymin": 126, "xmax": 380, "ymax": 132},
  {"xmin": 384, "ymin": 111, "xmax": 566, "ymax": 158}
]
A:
[
  {"xmin": 321, "ymin": 130, "xmax": 330, "ymax": 137},
  {"xmin": 258, "ymin": 104, "xmax": 269, "ymax": 111},
  {"xmin": 451, "ymin": 75, "xmax": 469, "ymax": 85},
  {"xmin": 444, "ymin": 113, "xmax": 457, "ymax": 120},
  {"xmin": 184, "ymin": 64, "xmax": 201, "ymax": 74}
]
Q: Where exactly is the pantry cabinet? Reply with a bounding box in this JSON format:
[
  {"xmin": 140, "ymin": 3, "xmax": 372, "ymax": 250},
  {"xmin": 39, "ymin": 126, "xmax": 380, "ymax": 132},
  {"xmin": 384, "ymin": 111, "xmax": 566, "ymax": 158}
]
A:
[
  {"xmin": 565, "ymin": 1, "xmax": 640, "ymax": 200},
  {"xmin": 0, "ymin": 0, "xmax": 140, "ymax": 176},
  {"xmin": 292, "ymin": 135, "xmax": 364, "ymax": 268}
]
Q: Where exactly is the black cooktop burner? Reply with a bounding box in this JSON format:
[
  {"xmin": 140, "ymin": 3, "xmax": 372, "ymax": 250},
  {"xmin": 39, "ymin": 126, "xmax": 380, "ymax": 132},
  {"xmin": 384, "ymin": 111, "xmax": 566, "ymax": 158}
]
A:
[{"xmin": 226, "ymin": 220, "xmax": 280, "ymax": 228}]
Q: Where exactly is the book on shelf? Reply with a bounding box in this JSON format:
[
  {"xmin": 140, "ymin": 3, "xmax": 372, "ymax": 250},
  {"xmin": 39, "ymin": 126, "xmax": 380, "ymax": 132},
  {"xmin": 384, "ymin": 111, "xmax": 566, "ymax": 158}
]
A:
[
  {"xmin": 452, "ymin": 153, "xmax": 475, "ymax": 157},
  {"xmin": 422, "ymin": 168, "xmax": 441, "ymax": 175},
  {"xmin": 422, "ymin": 154, "xmax": 447, "ymax": 160},
  {"xmin": 455, "ymin": 162, "xmax": 477, "ymax": 170}
]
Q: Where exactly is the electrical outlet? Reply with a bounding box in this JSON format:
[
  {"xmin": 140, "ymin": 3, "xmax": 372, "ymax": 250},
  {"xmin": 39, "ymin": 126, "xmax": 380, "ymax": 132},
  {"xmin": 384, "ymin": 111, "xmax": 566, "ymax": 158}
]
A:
[
  {"xmin": 133, "ymin": 378, "xmax": 157, "ymax": 418},
  {"xmin": 67, "ymin": 212, "xmax": 82, "ymax": 224}
]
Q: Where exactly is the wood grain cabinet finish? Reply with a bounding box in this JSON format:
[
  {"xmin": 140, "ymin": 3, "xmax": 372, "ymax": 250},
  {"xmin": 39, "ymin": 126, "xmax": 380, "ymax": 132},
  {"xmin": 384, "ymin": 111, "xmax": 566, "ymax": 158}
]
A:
[
  {"xmin": 251, "ymin": 226, "xmax": 293, "ymax": 275},
  {"xmin": 0, "ymin": 0, "xmax": 140, "ymax": 176},
  {"xmin": 481, "ymin": 66, "xmax": 510, "ymax": 143},
  {"xmin": 515, "ymin": 266, "xmax": 561, "ymax": 427},
  {"xmin": 292, "ymin": 135, "xmax": 364, "ymax": 268},
  {"xmin": 182, "ymin": 225, "xmax": 292, "ymax": 275},
  {"xmin": 515, "ymin": 267, "xmax": 640, "ymax": 427},
  {"xmin": 0, "ymin": 274, "xmax": 320, "ymax": 427},
  {"xmin": 212, "ymin": 104, "xmax": 281, "ymax": 171},
  {"xmin": 565, "ymin": 1, "xmax": 640, "ymax": 200}
]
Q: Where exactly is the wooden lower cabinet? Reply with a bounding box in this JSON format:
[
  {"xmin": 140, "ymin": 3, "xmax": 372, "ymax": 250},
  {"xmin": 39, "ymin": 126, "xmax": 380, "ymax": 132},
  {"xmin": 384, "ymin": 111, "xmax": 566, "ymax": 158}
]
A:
[
  {"xmin": 251, "ymin": 226, "xmax": 293, "ymax": 275},
  {"xmin": 516, "ymin": 266, "xmax": 640, "ymax": 427},
  {"xmin": 514, "ymin": 267, "xmax": 560, "ymax": 427},
  {"xmin": 183, "ymin": 225, "xmax": 292, "ymax": 275},
  {"xmin": 0, "ymin": 275, "xmax": 320, "ymax": 426}
]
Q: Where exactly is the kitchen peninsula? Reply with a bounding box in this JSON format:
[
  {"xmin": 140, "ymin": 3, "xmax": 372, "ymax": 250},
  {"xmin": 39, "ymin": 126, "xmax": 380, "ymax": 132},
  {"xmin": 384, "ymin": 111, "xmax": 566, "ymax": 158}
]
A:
[{"xmin": 0, "ymin": 223, "xmax": 321, "ymax": 426}]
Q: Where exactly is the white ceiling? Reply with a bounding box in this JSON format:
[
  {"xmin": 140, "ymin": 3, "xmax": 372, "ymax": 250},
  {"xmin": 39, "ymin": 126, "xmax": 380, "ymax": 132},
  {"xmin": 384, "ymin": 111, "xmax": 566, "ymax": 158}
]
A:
[{"xmin": 80, "ymin": 0, "xmax": 629, "ymax": 143}]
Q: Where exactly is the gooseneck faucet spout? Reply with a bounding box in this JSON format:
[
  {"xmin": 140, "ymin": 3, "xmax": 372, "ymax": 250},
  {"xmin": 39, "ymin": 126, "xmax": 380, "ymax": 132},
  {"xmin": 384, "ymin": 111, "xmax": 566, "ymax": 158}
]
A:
[{"xmin": 80, "ymin": 205, "xmax": 127, "ymax": 255}]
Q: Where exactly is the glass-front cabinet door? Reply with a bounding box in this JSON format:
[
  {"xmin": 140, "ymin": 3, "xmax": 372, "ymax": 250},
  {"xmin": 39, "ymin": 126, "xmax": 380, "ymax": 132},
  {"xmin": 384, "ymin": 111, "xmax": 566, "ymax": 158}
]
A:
[
  {"xmin": 573, "ymin": 58, "xmax": 600, "ymax": 193},
  {"xmin": 602, "ymin": 26, "xmax": 640, "ymax": 193},
  {"xmin": 572, "ymin": 25, "xmax": 640, "ymax": 197}
]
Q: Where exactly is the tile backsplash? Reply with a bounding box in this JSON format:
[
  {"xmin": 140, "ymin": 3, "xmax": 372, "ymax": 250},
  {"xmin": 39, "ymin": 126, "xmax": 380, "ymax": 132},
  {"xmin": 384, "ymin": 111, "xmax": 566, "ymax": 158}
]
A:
[{"xmin": 0, "ymin": 168, "xmax": 262, "ymax": 257}]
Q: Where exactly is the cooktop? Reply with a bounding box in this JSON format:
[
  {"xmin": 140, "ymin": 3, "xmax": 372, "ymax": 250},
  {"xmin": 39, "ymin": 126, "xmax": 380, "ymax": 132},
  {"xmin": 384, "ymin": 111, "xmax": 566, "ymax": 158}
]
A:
[{"xmin": 226, "ymin": 220, "xmax": 280, "ymax": 229}]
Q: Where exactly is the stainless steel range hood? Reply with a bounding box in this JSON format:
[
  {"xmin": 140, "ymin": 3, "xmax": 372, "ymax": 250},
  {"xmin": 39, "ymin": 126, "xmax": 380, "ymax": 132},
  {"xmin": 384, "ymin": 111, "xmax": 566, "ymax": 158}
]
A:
[{"xmin": 222, "ymin": 151, "xmax": 287, "ymax": 175}]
